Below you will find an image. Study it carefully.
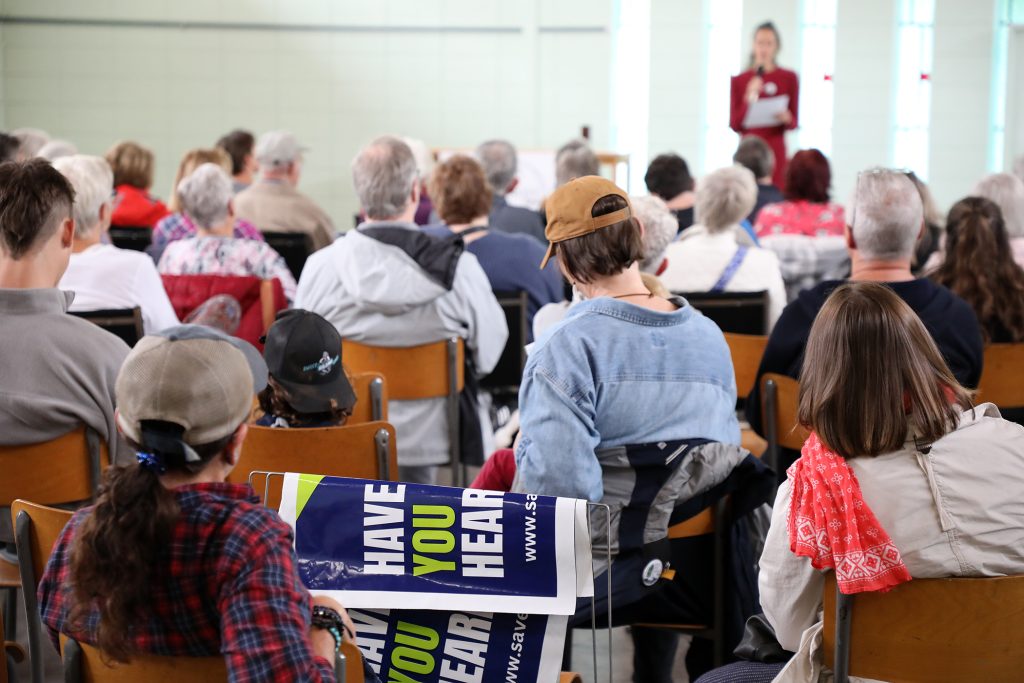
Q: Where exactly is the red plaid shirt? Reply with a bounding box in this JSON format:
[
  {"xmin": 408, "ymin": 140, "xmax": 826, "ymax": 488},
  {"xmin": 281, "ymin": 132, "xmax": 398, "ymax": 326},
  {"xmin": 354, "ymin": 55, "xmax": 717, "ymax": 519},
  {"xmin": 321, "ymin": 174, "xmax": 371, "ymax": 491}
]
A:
[{"xmin": 38, "ymin": 482, "xmax": 334, "ymax": 682}]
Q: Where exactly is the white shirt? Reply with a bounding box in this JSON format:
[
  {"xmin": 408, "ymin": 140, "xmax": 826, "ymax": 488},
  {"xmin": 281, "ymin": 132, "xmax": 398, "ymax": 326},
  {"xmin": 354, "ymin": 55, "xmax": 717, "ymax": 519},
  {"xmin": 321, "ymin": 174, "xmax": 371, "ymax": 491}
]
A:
[
  {"xmin": 659, "ymin": 225, "xmax": 787, "ymax": 329},
  {"xmin": 59, "ymin": 243, "xmax": 179, "ymax": 334}
]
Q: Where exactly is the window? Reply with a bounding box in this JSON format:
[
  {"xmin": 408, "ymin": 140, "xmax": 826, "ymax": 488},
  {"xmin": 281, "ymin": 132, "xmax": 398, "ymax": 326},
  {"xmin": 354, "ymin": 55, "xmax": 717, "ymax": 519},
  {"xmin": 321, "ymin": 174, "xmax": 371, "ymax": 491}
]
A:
[
  {"xmin": 989, "ymin": 0, "xmax": 1021, "ymax": 171},
  {"xmin": 702, "ymin": 0, "xmax": 744, "ymax": 174},
  {"xmin": 610, "ymin": 0, "xmax": 651, "ymax": 193},
  {"xmin": 797, "ymin": 0, "xmax": 837, "ymax": 155},
  {"xmin": 892, "ymin": 0, "xmax": 935, "ymax": 179}
]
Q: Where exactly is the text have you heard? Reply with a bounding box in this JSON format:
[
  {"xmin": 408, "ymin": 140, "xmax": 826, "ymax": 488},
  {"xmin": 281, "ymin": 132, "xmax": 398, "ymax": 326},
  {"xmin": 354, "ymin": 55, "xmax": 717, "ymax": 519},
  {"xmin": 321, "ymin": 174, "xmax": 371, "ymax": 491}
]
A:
[{"xmin": 363, "ymin": 484, "xmax": 504, "ymax": 577}]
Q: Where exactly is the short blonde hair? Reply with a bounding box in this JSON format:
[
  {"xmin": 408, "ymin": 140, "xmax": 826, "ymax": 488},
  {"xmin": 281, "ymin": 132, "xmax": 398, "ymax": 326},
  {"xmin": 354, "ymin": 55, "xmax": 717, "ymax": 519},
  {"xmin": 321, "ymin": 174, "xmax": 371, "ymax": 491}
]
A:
[
  {"xmin": 105, "ymin": 141, "xmax": 155, "ymax": 189},
  {"xmin": 695, "ymin": 165, "xmax": 757, "ymax": 231},
  {"xmin": 168, "ymin": 147, "xmax": 231, "ymax": 213}
]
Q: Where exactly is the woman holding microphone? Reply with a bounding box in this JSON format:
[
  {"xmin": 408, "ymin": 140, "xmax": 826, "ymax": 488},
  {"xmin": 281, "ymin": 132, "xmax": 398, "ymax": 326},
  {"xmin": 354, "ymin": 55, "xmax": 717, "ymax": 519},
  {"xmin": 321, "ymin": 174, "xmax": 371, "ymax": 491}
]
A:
[{"xmin": 730, "ymin": 22, "xmax": 799, "ymax": 189}]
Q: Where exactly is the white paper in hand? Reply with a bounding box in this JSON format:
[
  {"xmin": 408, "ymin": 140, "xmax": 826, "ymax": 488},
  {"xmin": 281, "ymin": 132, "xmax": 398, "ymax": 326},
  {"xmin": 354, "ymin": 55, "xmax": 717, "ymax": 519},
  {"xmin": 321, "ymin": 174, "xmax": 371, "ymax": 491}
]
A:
[{"xmin": 743, "ymin": 95, "xmax": 790, "ymax": 129}]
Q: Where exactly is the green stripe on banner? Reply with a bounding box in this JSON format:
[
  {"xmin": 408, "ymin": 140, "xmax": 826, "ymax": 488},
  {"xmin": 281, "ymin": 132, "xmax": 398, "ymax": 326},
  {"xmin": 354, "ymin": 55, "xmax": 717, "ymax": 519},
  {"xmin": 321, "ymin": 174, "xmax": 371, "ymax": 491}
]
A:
[{"xmin": 295, "ymin": 474, "xmax": 325, "ymax": 520}]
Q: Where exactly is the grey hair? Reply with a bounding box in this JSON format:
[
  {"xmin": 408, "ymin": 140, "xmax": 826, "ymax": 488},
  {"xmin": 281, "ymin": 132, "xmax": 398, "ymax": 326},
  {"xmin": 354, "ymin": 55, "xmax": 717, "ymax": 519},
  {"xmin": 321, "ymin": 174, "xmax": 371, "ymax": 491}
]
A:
[
  {"xmin": 476, "ymin": 140, "xmax": 517, "ymax": 195},
  {"xmin": 631, "ymin": 194, "xmax": 678, "ymax": 273},
  {"xmin": 37, "ymin": 139, "xmax": 77, "ymax": 161},
  {"xmin": 12, "ymin": 128, "xmax": 50, "ymax": 158},
  {"xmin": 695, "ymin": 165, "xmax": 758, "ymax": 232},
  {"xmin": 848, "ymin": 168, "xmax": 923, "ymax": 261},
  {"xmin": 177, "ymin": 163, "xmax": 233, "ymax": 229},
  {"xmin": 973, "ymin": 172, "xmax": 1024, "ymax": 238},
  {"xmin": 52, "ymin": 155, "xmax": 114, "ymax": 238},
  {"xmin": 733, "ymin": 136, "xmax": 775, "ymax": 181},
  {"xmin": 555, "ymin": 139, "xmax": 599, "ymax": 187},
  {"xmin": 352, "ymin": 136, "xmax": 418, "ymax": 220}
]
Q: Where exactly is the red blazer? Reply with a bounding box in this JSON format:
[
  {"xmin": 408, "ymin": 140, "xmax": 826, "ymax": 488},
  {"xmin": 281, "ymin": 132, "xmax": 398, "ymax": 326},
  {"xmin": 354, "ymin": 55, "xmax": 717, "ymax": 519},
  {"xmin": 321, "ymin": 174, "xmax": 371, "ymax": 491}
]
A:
[{"xmin": 730, "ymin": 67, "xmax": 799, "ymax": 188}]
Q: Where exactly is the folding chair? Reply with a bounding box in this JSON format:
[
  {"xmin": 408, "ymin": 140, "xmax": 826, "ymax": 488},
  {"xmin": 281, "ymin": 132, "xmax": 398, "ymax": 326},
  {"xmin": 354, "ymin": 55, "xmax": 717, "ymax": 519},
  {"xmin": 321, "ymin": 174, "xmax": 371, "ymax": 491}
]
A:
[
  {"xmin": 676, "ymin": 291, "xmax": 769, "ymax": 335},
  {"xmin": 11, "ymin": 502, "xmax": 73, "ymax": 683},
  {"xmin": 724, "ymin": 333, "xmax": 769, "ymax": 457},
  {"xmin": 231, "ymin": 422, "xmax": 398, "ymax": 509},
  {"xmin": 631, "ymin": 498, "xmax": 731, "ymax": 667},
  {"xmin": 978, "ymin": 343, "xmax": 1024, "ymax": 408},
  {"xmin": 347, "ymin": 372, "xmax": 387, "ymax": 424},
  {"xmin": 0, "ymin": 428, "xmax": 107, "ymax": 647},
  {"xmin": 759, "ymin": 373, "xmax": 808, "ymax": 479},
  {"xmin": 262, "ymin": 231, "xmax": 313, "ymax": 281},
  {"xmin": 107, "ymin": 227, "xmax": 152, "ymax": 252},
  {"xmin": 559, "ymin": 673, "xmax": 583, "ymax": 683},
  {"xmin": 823, "ymin": 572, "xmax": 1024, "ymax": 683},
  {"xmin": 480, "ymin": 291, "xmax": 528, "ymax": 396},
  {"xmin": 69, "ymin": 308, "xmax": 144, "ymax": 347},
  {"xmin": 61, "ymin": 637, "xmax": 364, "ymax": 683},
  {"xmin": 343, "ymin": 338, "xmax": 466, "ymax": 485}
]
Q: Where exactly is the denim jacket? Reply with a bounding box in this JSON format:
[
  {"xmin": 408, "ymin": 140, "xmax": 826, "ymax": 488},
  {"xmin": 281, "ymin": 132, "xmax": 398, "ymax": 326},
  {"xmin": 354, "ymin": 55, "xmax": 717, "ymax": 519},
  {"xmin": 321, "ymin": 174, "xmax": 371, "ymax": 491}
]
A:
[{"xmin": 514, "ymin": 296, "xmax": 740, "ymax": 502}]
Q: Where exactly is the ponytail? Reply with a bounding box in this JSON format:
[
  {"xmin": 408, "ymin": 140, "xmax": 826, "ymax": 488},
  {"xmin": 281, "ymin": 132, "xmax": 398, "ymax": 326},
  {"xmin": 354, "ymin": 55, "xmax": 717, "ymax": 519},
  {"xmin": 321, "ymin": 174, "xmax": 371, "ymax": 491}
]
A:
[{"xmin": 68, "ymin": 421, "xmax": 234, "ymax": 663}]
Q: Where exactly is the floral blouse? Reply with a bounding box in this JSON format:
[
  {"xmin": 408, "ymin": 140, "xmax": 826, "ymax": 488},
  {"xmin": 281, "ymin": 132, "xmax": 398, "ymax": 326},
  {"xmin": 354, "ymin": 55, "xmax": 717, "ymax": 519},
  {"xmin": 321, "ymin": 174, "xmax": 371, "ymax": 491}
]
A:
[
  {"xmin": 753, "ymin": 200, "xmax": 846, "ymax": 238},
  {"xmin": 157, "ymin": 235, "xmax": 296, "ymax": 302}
]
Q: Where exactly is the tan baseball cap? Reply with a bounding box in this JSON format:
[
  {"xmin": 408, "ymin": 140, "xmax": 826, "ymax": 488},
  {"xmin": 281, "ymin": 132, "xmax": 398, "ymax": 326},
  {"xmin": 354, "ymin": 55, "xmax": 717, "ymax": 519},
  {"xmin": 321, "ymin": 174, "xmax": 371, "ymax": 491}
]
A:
[
  {"xmin": 540, "ymin": 175, "xmax": 633, "ymax": 268},
  {"xmin": 116, "ymin": 325, "xmax": 268, "ymax": 448}
]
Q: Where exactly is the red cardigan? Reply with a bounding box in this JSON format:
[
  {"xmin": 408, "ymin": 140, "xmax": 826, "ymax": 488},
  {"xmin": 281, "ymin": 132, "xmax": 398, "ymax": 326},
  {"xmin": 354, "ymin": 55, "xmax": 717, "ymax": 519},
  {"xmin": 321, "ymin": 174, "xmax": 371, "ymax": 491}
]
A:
[{"xmin": 730, "ymin": 67, "xmax": 800, "ymax": 189}]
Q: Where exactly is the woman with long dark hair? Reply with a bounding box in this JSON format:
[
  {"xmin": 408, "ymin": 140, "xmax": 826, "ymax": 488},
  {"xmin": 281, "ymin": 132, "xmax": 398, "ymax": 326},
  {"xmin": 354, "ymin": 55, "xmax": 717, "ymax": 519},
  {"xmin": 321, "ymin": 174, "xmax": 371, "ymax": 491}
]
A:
[
  {"xmin": 38, "ymin": 326, "xmax": 356, "ymax": 681},
  {"xmin": 930, "ymin": 197, "xmax": 1024, "ymax": 343},
  {"xmin": 730, "ymin": 22, "xmax": 800, "ymax": 190}
]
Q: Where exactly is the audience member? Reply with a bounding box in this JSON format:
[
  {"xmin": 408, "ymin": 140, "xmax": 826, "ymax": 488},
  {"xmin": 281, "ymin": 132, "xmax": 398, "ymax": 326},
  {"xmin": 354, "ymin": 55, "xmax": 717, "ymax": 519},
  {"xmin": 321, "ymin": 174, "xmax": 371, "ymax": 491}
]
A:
[
  {"xmin": 158, "ymin": 163, "xmax": 297, "ymax": 302},
  {"xmin": 55, "ymin": 155, "xmax": 179, "ymax": 334},
  {"xmin": 645, "ymin": 153, "xmax": 697, "ymax": 232},
  {"xmin": 514, "ymin": 176, "xmax": 740, "ymax": 681},
  {"xmin": 401, "ymin": 136, "xmax": 438, "ymax": 226},
  {"xmin": 476, "ymin": 139, "xmax": 547, "ymax": 243},
  {"xmin": 755, "ymin": 149, "xmax": 850, "ymax": 299},
  {"xmin": 38, "ymin": 324, "xmax": 357, "ymax": 681},
  {"xmin": 631, "ymin": 194, "xmax": 678, "ymax": 275},
  {"xmin": 733, "ymin": 136, "xmax": 783, "ymax": 223},
  {"xmin": 151, "ymin": 147, "xmax": 264, "ymax": 255},
  {"xmin": 37, "ymin": 139, "xmax": 77, "ymax": 161},
  {"xmin": 12, "ymin": 127, "xmax": 49, "ymax": 159},
  {"xmin": 296, "ymin": 136, "xmax": 507, "ymax": 484},
  {"xmin": 660, "ymin": 166, "xmax": 787, "ymax": 328},
  {"xmin": 905, "ymin": 170, "xmax": 944, "ymax": 273},
  {"xmin": 973, "ymin": 172, "xmax": 1024, "ymax": 266},
  {"xmin": 0, "ymin": 133, "xmax": 20, "ymax": 164},
  {"xmin": 746, "ymin": 169, "xmax": 984, "ymax": 454},
  {"xmin": 0, "ymin": 159, "xmax": 131, "ymax": 468},
  {"xmin": 256, "ymin": 309, "xmax": 357, "ymax": 428},
  {"xmin": 234, "ymin": 130, "xmax": 336, "ymax": 250},
  {"xmin": 701, "ymin": 282, "xmax": 1024, "ymax": 683},
  {"xmin": 422, "ymin": 155, "xmax": 562, "ymax": 337},
  {"xmin": 105, "ymin": 140, "xmax": 170, "ymax": 228},
  {"xmin": 555, "ymin": 138, "xmax": 599, "ymax": 187},
  {"xmin": 216, "ymin": 128, "xmax": 259, "ymax": 193},
  {"xmin": 753, "ymin": 148, "xmax": 844, "ymax": 237},
  {"xmin": 930, "ymin": 197, "xmax": 1024, "ymax": 343}
]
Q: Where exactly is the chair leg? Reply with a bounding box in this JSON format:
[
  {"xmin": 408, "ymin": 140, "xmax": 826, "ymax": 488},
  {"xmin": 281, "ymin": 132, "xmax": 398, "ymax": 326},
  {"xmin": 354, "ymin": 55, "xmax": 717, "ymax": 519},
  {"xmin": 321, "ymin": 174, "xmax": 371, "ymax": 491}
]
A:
[
  {"xmin": 711, "ymin": 497, "xmax": 729, "ymax": 667},
  {"xmin": 2, "ymin": 588, "xmax": 16, "ymax": 643}
]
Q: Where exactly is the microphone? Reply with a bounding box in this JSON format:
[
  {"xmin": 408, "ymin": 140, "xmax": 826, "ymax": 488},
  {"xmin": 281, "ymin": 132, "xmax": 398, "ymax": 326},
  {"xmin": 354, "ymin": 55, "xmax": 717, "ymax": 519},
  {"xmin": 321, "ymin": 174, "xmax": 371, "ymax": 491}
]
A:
[{"xmin": 756, "ymin": 66, "xmax": 765, "ymax": 78}]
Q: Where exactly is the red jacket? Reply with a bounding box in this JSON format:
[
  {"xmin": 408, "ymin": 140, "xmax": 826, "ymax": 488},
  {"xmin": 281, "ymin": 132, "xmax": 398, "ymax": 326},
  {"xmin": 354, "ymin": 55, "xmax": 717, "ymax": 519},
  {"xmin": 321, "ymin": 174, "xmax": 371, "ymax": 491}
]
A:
[
  {"xmin": 161, "ymin": 274, "xmax": 287, "ymax": 350},
  {"xmin": 111, "ymin": 184, "xmax": 170, "ymax": 228}
]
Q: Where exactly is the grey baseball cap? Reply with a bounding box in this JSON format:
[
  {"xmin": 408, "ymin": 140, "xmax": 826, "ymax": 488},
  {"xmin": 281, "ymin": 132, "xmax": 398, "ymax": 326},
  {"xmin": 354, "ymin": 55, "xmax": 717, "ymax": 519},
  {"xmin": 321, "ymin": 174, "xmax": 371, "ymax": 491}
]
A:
[{"xmin": 254, "ymin": 130, "xmax": 307, "ymax": 168}]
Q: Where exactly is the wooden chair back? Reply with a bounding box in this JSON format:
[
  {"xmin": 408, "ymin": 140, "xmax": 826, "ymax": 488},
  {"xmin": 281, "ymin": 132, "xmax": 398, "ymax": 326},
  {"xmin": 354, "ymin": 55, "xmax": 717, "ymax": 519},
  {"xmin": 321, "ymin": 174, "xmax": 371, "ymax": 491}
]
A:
[
  {"xmin": 559, "ymin": 673, "xmax": 583, "ymax": 683},
  {"xmin": 342, "ymin": 338, "xmax": 464, "ymax": 400},
  {"xmin": 760, "ymin": 373, "xmax": 809, "ymax": 475},
  {"xmin": 978, "ymin": 343, "xmax": 1024, "ymax": 408},
  {"xmin": 62, "ymin": 638, "xmax": 226, "ymax": 683},
  {"xmin": 232, "ymin": 422, "xmax": 398, "ymax": 509},
  {"xmin": 823, "ymin": 572, "xmax": 1024, "ymax": 683},
  {"xmin": 677, "ymin": 290, "xmax": 769, "ymax": 335},
  {"xmin": 723, "ymin": 333, "xmax": 768, "ymax": 399},
  {"xmin": 347, "ymin": 372, "xmax": 387, "ymax": 424},
  {"xmin": 12, "ymin": 501, "xmax": 74, "ymax": 683},
  {"xmin": 69, "ymin": 308, "xmax": 144, "ymax": 347},
  {"xmin": 0, "ymin": 427, "xmax": 108, "ymax": 507}
]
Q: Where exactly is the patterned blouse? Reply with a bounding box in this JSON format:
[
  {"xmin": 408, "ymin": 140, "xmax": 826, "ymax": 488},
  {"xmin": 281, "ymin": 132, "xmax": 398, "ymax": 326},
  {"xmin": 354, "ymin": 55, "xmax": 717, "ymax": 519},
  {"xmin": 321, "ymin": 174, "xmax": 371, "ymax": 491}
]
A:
[
  {"xmin": 753, "ymin": 200, "xmax": 846, "ymax": 238},
  {"xmin": 152, "ymin": 212, "xmax": 264, "ymax": 250},
  {"xmin": 157, "ymin": 235, "xmax": 297, "ymax": 302}
]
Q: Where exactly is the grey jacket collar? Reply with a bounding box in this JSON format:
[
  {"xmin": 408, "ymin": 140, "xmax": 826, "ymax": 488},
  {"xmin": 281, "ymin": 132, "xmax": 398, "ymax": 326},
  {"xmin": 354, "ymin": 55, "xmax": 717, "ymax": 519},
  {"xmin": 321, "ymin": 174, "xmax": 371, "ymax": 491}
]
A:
[{"xmin": 0, "ymin": 288, "xmax": 73, "ymax": 314}]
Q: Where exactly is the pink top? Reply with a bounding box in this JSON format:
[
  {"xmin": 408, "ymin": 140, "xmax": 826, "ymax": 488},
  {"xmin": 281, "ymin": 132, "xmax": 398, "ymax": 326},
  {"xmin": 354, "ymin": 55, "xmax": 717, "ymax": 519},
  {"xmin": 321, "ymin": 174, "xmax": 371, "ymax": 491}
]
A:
[{"xmin": 754, "ymin": 200, "xmax": 846, "ymax": 238}]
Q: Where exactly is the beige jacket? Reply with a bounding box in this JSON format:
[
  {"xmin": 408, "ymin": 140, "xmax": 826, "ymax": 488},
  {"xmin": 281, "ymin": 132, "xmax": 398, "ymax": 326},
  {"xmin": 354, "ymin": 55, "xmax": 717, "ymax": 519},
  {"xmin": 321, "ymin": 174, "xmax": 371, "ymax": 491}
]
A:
[
  {"xmin": 233, "ymin": 179, "xmax": 336, "ymax": 250},
  {"xmin": 760, "ymin": 403, "xmax": 1024, "ymax": 682}
]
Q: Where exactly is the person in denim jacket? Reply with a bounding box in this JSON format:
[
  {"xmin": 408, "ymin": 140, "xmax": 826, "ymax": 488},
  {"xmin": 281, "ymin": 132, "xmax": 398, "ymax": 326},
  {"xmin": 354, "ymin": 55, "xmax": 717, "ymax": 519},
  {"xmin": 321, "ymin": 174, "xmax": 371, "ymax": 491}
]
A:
[{"xmin": 513, "ymin": 176, "xmax": 740, "ymax": 682}]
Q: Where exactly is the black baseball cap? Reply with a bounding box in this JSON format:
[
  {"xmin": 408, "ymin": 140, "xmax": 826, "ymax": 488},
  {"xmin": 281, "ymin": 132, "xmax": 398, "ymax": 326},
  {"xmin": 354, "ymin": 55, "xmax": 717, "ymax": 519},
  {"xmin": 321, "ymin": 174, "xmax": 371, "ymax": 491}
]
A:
[{"xmin": 262, "ymin": 310, "xmax": 356, "ymax": 414}]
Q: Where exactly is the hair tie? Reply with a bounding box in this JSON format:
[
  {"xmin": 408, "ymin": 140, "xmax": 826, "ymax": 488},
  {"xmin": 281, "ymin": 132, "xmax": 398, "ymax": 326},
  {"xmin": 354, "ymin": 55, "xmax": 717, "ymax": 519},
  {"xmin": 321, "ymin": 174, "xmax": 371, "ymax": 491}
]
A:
[{"xmin": 136, "ymin": 451, "xmax": 166, "ymax": 475}]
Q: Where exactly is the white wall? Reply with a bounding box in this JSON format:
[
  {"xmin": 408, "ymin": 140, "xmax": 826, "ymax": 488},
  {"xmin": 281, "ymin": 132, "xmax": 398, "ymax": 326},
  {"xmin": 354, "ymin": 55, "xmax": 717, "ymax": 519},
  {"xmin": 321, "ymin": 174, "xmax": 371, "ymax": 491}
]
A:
[{"xmin": 0, "ymin": 0, "xmax": 613, "ymax": 226}]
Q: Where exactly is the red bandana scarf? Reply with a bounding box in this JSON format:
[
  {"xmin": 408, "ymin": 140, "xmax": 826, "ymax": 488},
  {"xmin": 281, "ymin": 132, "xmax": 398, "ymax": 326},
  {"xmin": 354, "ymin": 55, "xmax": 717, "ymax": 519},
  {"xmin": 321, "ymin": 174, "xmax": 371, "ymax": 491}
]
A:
[{"xmin": 787, "ymin": 432, "xmax": 912, "ymax": 594}]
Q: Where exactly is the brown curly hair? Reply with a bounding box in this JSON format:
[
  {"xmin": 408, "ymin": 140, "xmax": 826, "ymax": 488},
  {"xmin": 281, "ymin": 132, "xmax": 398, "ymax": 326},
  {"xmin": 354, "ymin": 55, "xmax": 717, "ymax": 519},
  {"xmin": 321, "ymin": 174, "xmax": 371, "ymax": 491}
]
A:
[
  {"xmin": 429, "ymin": 155, "xmax": 492, "ymax": 225},
  {"xmin": 931, "ymin": 197, "xmax": 1024, "ymax": 343}
]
